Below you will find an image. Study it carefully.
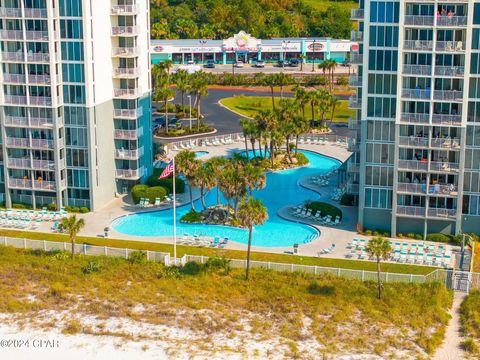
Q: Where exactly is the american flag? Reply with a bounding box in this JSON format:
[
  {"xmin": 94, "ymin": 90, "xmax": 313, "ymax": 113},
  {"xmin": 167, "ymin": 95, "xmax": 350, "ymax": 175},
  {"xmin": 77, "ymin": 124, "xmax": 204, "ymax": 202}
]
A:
[{"xmin": 159, "ymin": 161, "xmax": 174, "ymax": 179}]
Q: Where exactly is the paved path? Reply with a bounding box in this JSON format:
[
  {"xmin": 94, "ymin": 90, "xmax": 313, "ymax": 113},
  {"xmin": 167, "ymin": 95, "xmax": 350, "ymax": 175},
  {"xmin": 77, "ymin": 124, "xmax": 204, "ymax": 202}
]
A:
[{"xmin": 433, "ymin": 292, "xmax": 466, "ymax": 360}]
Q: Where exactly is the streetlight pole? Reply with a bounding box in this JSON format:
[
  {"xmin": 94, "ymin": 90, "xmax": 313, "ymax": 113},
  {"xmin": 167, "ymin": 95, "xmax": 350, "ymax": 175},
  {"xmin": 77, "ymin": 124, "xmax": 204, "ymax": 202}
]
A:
[
  {"xmin": 311, "ymin": 39, "xmax": 317, "ymax": 72},
  {"xmin": 199, "ymin": 40, "xmax": 207, "ymax": 64},
  {"xmin": 187, "ymin": 95, "xmax": 192, "ymax": 130}
]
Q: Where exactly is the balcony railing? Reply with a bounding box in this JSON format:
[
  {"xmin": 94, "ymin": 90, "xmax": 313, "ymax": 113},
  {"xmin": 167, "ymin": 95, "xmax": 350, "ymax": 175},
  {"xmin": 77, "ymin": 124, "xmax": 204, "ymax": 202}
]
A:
[
  {"xmin": 347, "ymin": 162, "xmax": 359, "ymax": 173},
  {"xmin": 6, "ymin": 137, "xmax": 29, "ymax": 147},
  {"xmin": 114, "ymin": 127, "xmax": 143, "ymax": 140},
  {"xmin": 347, "ymin": 182, "xmax": 359, "ymax": 194},
  {"xmin": 25, "ymin": 30, "xmax": 49, "ymax": 41},
  {"xmin": 115, "ymin": 167, "xmax": 145, "ymax": 180},
  {"xmin": 348, "ymin": 96, "xmax": 361, "ymax": 109},
  {"xmin": 4, "ymin": 116, "xmax": 28, "ymax": 127},
  {"xmin": 114, "ymin": 88, "xmax": 140, "ymax": 99},
  {"xmin": 113, "ymin": 67, "xmax": 140, "ymax": 78},
  {"xmin": 397, "ymin": 206, "xmax": 426, "ymax": 217},
  {"xmin": 430, "ymin": 138, "xmax": 460, "ymax": 149},
  {"xmin": 115, "ymin": 147, "xmax": 144, "ymax": 160},
  {"xmin": 7, "ymin": 158, "xmax": 54, "ymax": 171},
  {"xmin": 112, "ymin": 47, "xmax": 139, "ymax": 57},
  {"xmin": 31, "ymin": 138, "xmax": 54, "ymax": 149},
  {"xmin": 428, "ymin": 183, "xmax": 458, "ymax": 196},
  {"xmin": 2, "ymin": 73, "xmax": 26, "ymax": 83},
  {"xmin": 111, "ymin": 26, "xmax": 138, "ymax": 36},
  {"xmin": 404, "ymin": 40, "xmax": 433, "ymax": 51},
  {"xmin": 0, "ymin": 29, "xmax": 23, "ymax": 40},
  {"xmin": 31, "ymin": 117, "xmax": 55, "ymax": 127},
  {"xmin": 400, "ymin": 113, "xmax": 430, "ymax": 124},
  {"xmin": 404, "ymin": 15, "xmax": 434, "ymax": 26},
  {"xmin": 347, "ymin": 139, "xmax": 359, "ymax": 152},
  {"xmin": 0, "ymin": 7, "xmax": 22, "ymax": 17},
  {"xmin": 348, "ymin": 118, "xmax": 359, "ymax": 130},
  {"xmin": 28, "ymin": 74, "xmax": 51, "ymax": 84},
  {"xmin": 26, "ymin": 52, "xmax": 50, "ymax": 62},
  {"xmin": 428, "ymin": 208, "xmax": 457, "ymax": 220},
  {"xmin": 402, "ymin": 88, "xmax": 431, "ymax": 100},
  {"xmin": 24, "ymin": 8, "xmax": 48, "ymax": 18},
  {"xmin": 351, "ymin": 9, "xmax": 364, "ymax": 20},
  {"xmin": 350, "ymin": 53, "xmax": 363, "ymax": 65},
  {"xmin": 4, "ymin": 95, "xmax": 28, "ymax": 105},
  {"xmin": 434, "ymin": 66, "xmax": 464, "ymax": 77},
  {"xmin": 430, "ymin": 161, "xmax": 460, "ymax": 173},
  {"xmin": 7, "ymin": 158, "xmax": 31, "ymax": 169},
  {"xmin": 113, "ymin": 107, "xmax": 143, "ymax": 119},
  {"xmin": 31, "ymin": 159, "xmax": 55, "ymax": 170},
  {"xmin": 2, "ymin": 52, "xmax": 24, "ymax": 61},
  {"xmin": 437, "ymin": 16, "xmax": 467, "ymax": 27},
  {"xmin": 436, "ymin": 41, "xmax": 464, "ymax": 52},
  {"xmin": 432, "ymin": 114, "xmax": 462, "ymax": 126},
  {"xmin": 8, "ymin": 178, "xmax": 57, "ymax": 191},
  {"xmin": 398, "ymin": 160, "xmax": 428, "ymax": 171},
  {"xmin": 348, "ymin": 76, "xmax": 362, "ymax": 87},
  {"xmin": 402, "ymin": 64, "xmax": 432, "ymax": 76},
  {"xmin": 399, "ymin": 136, "xmax": 429, "ymax": 148},
  {"xmin": 111, "ymin": 4, "xmax": 139, "ymax": 15},
  {"xmin": 433, "ymin": 90, "xmax": 463, "ymax": 102},
  {"xmin": 350, "ymin": 30, "xmax": 363, "ymax": 42},
  {"xmin": 29, "ymin": 96, "xmax": 52, "ymax": 106},
  {"xmin": 397, "ymin": 183, "xmax": 426, "ymax": 194}
]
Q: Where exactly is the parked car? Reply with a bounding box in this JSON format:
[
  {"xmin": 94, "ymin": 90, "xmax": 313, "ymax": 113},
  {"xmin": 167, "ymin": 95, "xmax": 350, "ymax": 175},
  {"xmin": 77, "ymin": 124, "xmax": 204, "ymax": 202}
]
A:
[
  {"xmin": 341, "ymin": 59, "xmax": 351, "ymax": 67},
  {"xmin": 234, "ymin": 61, "xmax": 244, "ymax": 68},
  {"xmin": 254, "ymin": 60, "xmax": 265, "ymax": 68},
  {"xmin": 277, "ymin": 60, "xmax": 285, "ymax": 67},
  {"xmin": 205, "ymin": 60, "xmax": 215, "ymax": 68},
  {"xmin": 289, "ymin": 59, "xmax": 300, "ymax": 67}
]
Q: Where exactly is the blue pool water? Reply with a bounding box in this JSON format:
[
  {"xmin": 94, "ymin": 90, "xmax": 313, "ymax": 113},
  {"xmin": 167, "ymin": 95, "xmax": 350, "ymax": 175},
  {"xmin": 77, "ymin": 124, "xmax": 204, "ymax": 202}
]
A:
[
  {"xmin": 113, "ymin": 150, "xmax": 340, "ymax": 247},
  {"xmin": 194, "ymin": 151, "xmax": 209, "ymax": 158}
]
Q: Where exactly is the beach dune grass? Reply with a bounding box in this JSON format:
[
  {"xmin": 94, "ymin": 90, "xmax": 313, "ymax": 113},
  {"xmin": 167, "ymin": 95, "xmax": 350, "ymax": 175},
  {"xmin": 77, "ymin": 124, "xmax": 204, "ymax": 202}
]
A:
[
  {"xmin": 0, "ymin": 245, "xmax": 452, "ymax": 357},
  {"xmin": 0, "ymin": 229, "xmax": 435, "ymax": 275}
]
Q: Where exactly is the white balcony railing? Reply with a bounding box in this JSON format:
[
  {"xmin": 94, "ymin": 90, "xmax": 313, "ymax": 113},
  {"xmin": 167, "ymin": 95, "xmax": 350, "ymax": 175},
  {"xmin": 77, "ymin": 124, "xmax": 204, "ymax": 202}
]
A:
[
  {"xmin": 404, "ymin": 15, "xmax": 434, "ymax": 26},
  {"xmin": 430, "ymin": 161, "xmax": 460, "ymax": 173},
  {"xmin": 348, "ymin": 96, "xmax": 361, "ymax": 109},
  {"xmin": 113, "ymin": 107, "xmax": 143, "ymax": 119},
  {"xmin": 0, "ymin": 7, "xmax": 22, "ymax": 17},
  {"xmin": 113, "ymin": 88, "xmax": 140, "ymax": 98},
  {"xmin": 397, "ymin": 183, "xmax": 426, "ymax": 194},
  {"xmin": 4, "ymin": 95, "xmax": 28, "ymax": 105},
  {"xmin": 350, "ymin": 30, "xmax": 363, "ymax": 42},
  {"xmin": 432, "ymin": 114, "xmax": 462, "ymax": 126},
  {"xmin": 348, "ymin": 76, "xmax": 362, "ymax": 87},
  {"xmin": 397, "ymin": 206, "xmax": 426, "ymax": 217},
  {"xmin": 398, "ymin": 160, "xmax": 428, "ymax": 171},
  {"xmin": 111, "ymin": 4, "xmax": 139, "ymax": 15},
  {"xmin": 26, "ymin": 52, "xmax": 50, "ymax": 62},
  {"xmin": 402, "ymin": 88, "xmax": 431, "ymax": 100},
  {"xmin": 4, "ymin": 116, "xmax": 28, "ymax": 127},
  {"xmin": 30, "ymin": 117, "xmax": 54, "ymax": 127},
  {"xmin": 114, "ymin": 127, "xmax": 143, "ymax": 140},
  {"xmin": 399, "ymin": 136, "xmax": 429, "ymax": 147},
  {"xmin": 111, "ymin": 26, "xmax": 138, "ymax": 36},
  {"xmin": 350, "ymin": 53, "xmax": 363, "ymax": 64},
  {"xmin": 437, "ymin": 16, "xmax": 467, "ymax": 27},
  {"xmin": 428, "ymin": 208, "xmax": 457, "ymax": 220},
  {"xmin": 434, "ymin": 66, "xmax": 464, "ymax": 77},
  {"xmin": 24, "ymin": 8, "xmax": 48, "ymax": 18},
  {"xmin": 115, "ymin": 147, "xmax": 144, "ymax": 160},
  {"xmin": 436, "ymin": 41, "xmax": 464, "ymax": 52},
  {"xmin": 2, "ymin": 73, "xmax": 26, "ymax": 83},
  {"xmin": 113, "ymin": 67, "xmax": 140, "ymax": 78},
  {"xmin": 8, "ymin": 158, "xmax": 55, "ymax": 171},
  {"xmin": 433, "ymin": 90, "xmax": 463, "ymax": 102},
  {"xmin": 400, "ymin": 113, "xmax": 430, "ymax": 124},
  {"xmin": 351, "ymin": 9, "xmax": 364, "ymax": 20},
  {"xmin": 0, "ymin": 29, "xmax": 23, "ymax": 40},
  {"xmin": 115, "ymin": 167, "xmax": 145, "ymax": 180},
  {"xmin": 32, "ymin": 159, "xmax": 55, "ymax": 170},
  {"xmin": 31, "ymin": 138, "xmax": 54, "ymax": 149},
  {"xmin": 402, "ymin": 64, "xmax": 432, "ymax": 76},
  {"xmin": 29, "ymin": 96, "xmax": 52, "ymax": 106},
  {"xmin": 2, "ymin": 52, "xmax": 24, "ymax": 61},
  {"xmin": 404, "ymin": 40, "xmax": 433, "ymax": 51},
  {"xmin": 28, "ymin": 74, "xmax": 51, "ymax": 84},
  {"xmin": 8, "ymin": 178, "xmax": 57, "ymax": 191},
  {"xmin": 348, "ymin": 118, "xmax": 359, "ymax": 130},
  {"xmin": 25, "ymin": 30, "xmax": 49, "ymax": 41},
  {"xmin": 430, "ymin": 138, "xmax": 460, "ymax": 149},
  {"xmin": 112, "ymin": 47, "xmax": 139, "ymax": 57},
  {"xmin": 6, "ymin": 137, "xmax": 29, "ymax": 147}
]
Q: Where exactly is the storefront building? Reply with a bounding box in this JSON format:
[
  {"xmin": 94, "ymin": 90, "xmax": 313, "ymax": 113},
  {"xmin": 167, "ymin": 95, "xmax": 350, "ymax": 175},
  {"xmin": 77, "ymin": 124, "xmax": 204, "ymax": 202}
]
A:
[{"xmin": 151, "ymin": 31, "xmax": 356, "ymax": 65}]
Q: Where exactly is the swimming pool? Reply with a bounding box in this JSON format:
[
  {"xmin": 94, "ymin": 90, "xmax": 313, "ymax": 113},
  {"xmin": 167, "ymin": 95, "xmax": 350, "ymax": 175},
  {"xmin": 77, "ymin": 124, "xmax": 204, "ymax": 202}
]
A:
[
  {"xmin": 112, "ymin": 150, "xmax": 340, "ymax": 247},
  {"xmin": 194, "ymin": 151, "xmax": 209, "ymax": 158}
]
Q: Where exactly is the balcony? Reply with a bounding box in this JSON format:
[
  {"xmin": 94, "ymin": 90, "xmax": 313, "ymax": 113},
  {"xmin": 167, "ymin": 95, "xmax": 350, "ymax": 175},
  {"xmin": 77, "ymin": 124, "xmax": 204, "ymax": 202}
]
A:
[
  {"xmin": 0, "ymin": 29, "xmax": 23, "ymax": 40},
  {"xmin": 26, "ymin": 52, "xmax": 50, "ymax": 62},
  {"xmin": 0, "ymin": 7, "xmax": 22, "ymax": 17},
  {"xmin": 29, "ymin": 96, "xmax": 52, "ymax": 106},
  {"xmin": 402, "ymin": 88, "xmax": 431, "ymax": 100},
  {"xmin": 430, "ymin": 161, "xmax": 460, "ymax": 173},
  {"xmin": 400, "ymin": 113, "xmax": 430, "ymax": 125},
  {"xmin": 113, "ymin": 67, "xmax": 140, "ymax": 78},
  {"xmin": 430, "ymin": 138, "xmax": 460, "ymax": 150},
  {"xmin": 404, "ymin": 15, "xmax": 434, "ymax": 26},
  {"xmin": 115, "ymin": 147, "xmax": 144, "ymax": 160},
  {"xmin": 114, "ymin": 127, "xmax": 143, "ymax": 140},
  {"xmin": 111, "ymin": 26, "xmax": 138, "ymax": 36},
  {"xmin": 437, "ymin": 16, "xmax": 467, "ymax": 27},
  {"xmin": 28, "ymin": 74, "xmax": 51, "ymax": 84},
  {"xmin": 436, "ymin": 41, "xmax": 464, "ymax": 52},
  {"xmin": 350, "ymin": 30, "xmax": 363, "ymax": 42},
  {"xmin": 397, "ymin": 183, "xmax": 425, "ymax": 195},
  {"xmin": 399, "ymin": 136, "xmax": 429, "ymax": 148},
  {"xmin": 113, "ymin": 107, "xmax": 143, "ymax": 119},
  {"xmin": 4, "ymin": 116, "xmax": 28, "ymax": 127},
  {"xmin": 348, "ymin": 118, "xmax": 359, "ymax": 130},
  {"xmin": 402, "ymin": 64, "xmax": 432, "ymax": 76},
  {"xmin": 432, "ymin": 114, "xmax": 462, "ymax": 126},
  {"xmin": 4, "ymin": 95, "xmax": 28, "ymax": 105},
  {"xmin": 114, "ymin": 88, "xmax": 140, "ymax": 99},
  {"xmin": 111, "ymin": 4, "xmax": 139, "ymax": 15},
  {"xmin": 31, "ymin": 138, "xmax": 54, "ymax": 149},
  {"xmin": 351, "ymin": 9, "xmax": 364, "ymax": 20},
  {"xmin": 347, "ymin": 139, "xmax": 359, "ymax": 152},
  {"xmin": 347, "ymin": 181, "xmax": 359, "ymax": 194},
  {"xmin": 25, "ymin": 30, "xmax": 49, "ymax": 41},
  {"xmin": 7, "ymin": 158, "xmax": 31, "ymax": 169},
  {"xmin": 31, "ymin": 117, "xmax": 55, "ymax": 127},
  {"xmin": 349, "ymin": 76, "xmax": 362, "ymax": 87},
  {"xmin": 398, "ymin": 160, "xmax": 428, "ymax": 171},
  {"xmin": 404, "ymin": 40, "xmax": 433, "ymax": 51},
  {"xmin": 2, "ymin": 52, "xmax": 24, "ymax": 62},
  {"xmin": 115, "ymin": 167, "xmax": 145, "ymax": 180},
  {"xmin": 347, "ymin": 162, "xmax": 359, "ymax": 173},
  {"xmin": 348, "ymin": 96, "xmax": 361, "ymax": 109},
  {"xmin": 397, "ymin": 206, "xmax": 426, "ymax": 217},
  {"xmin": 350, "ymin": 53, "xmax": 363, "ymax": 65},
  {"xmin": 112, "ymin": 47, "xmax": 139, "ymax": 57},
  {"xmin": 8, "ymin": 178, "xmax": 57, "ymax": 192},
  {"xmin": 24, "ymin": 8, "xmax": 48, "ymax": 18},
  {"xmin": 427, "ymin": 208, "xmax": 457, "ymax": 220},
  {"xmin": 433, "ymin": 90, "xmax": 463, "ymax": 102},
  {"xmin": 5, "ymin": 137, "xmax": 29, "ymax": 148},
  {"xmin": 427, "ymin": 183, "xmax": 458, "ymax": 197},
  {"xmin": 434, "ymin": 66, "xmax": 464, "ymax": 77},
  {"xmin": 2, "ymin": 73, "xmax": 26, "ymax": 84}
]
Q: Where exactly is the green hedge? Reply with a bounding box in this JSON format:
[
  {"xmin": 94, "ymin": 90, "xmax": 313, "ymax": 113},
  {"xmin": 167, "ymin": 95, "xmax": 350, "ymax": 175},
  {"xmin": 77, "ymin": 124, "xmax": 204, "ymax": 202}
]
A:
[
  {"xmin": 131, "ymin": 184, "xmax": 167, "ymax": 204},
  {"xmin": 147, "ymin": 169, "xmax": 185, "ymax": 193},
  {"xmin": 306, "ymin": 201, "xmax": 342, "ymax": 220},
  {"xmin": 426, "ymin": 233, "xmax": 451, "ymax": 243}
]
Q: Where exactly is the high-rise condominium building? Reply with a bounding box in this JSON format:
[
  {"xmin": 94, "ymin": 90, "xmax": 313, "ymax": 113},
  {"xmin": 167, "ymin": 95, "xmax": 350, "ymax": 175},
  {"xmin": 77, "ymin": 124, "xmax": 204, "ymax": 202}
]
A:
[
  {"xmin": 0, "ymin": 0, "xmax": 152, "ymax": 211},
  {"xmin": 348, "ymin": 0, "xmax": 480, "ymax": 237}
]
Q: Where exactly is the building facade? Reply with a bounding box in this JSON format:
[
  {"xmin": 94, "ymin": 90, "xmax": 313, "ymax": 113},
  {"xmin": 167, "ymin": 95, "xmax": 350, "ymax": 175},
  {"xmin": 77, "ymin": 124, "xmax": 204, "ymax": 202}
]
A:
[
  {"xmin": 0, "ymin": 0, "xmax": 152, "ymax": 211},
  {"xmin": 349, "ymin": 0, "xmax": 480, "ymax": 237},
  {"xmin": 151, "ymin": 31, "xmax": 355, "ymax": 65}
]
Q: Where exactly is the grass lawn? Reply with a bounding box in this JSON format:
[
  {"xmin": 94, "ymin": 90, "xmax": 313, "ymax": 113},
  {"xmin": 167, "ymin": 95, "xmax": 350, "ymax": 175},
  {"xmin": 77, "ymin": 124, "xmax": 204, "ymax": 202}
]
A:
[
  {"xmin": 303, "ymin": 0, "xmax": 358, "ymax": 12},
  {"xmin": 460, "ymin": 291, "xmax": 480, "ymax": 355},
  {"xmin": 0, "ymin": 229, "xmax": 435, "ymax": 275},
  {"xmin": 0, "ymin": 245, "xmax": 452, "ymax": 358},
  {"xmin": 220, "ymin": 95, "xmax": 354, "ymax": 122}
]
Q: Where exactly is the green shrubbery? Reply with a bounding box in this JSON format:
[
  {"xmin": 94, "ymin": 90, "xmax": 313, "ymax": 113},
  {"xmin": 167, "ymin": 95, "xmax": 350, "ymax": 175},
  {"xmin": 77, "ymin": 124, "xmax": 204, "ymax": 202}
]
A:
[
  {"xmin": 128, "ymin": 251, "xmax": 148, "ymax": 265},
  {"xmin": 64, "ymin": 205, "xmax": 90, "ymax": 213},
  {"xmin": 460, "ymin": 291, "xmax": 480, "ymax": 354},
  {"xmin": 81, "ymin": 261, "xmax": 101, "ymax": 274},
  {"xmin": 340, "ymin": 193, "xmax": 355, "ymax": 206},
  {"xmin": 180, "ymin": 210, "xmax": 203, "ymax": 223},
  {"xmin": 294, "ymin": 152, "xmax": 309, "ymax": 166},
  {"xmin": 131, "ymin": 184, "xmax": 168, "ymax": 204},
  {"xmin": 426, "ymin": 233, "xmax": 451, "ymax": 243},
  {"xmin": 305, "ymin": 201, "xmax": 342, "ymax": 220}
]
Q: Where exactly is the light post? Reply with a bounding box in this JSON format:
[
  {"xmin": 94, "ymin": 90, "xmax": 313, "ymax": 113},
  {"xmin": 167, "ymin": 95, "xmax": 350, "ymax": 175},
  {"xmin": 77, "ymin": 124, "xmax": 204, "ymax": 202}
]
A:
[
  {"xmin": 187, "ymin": 95, "xmax": 192, "ymax": 130},
  {"xmin": 199, "ymin": 40, "xmax": 207, "ymax": 64},
  {"xmin": 311, "ymin": 39, "xmax": 317, "ymax": 72},
  {"xmin": 282, "ymin": 40, "xmax": 290, "ymax": 68}
]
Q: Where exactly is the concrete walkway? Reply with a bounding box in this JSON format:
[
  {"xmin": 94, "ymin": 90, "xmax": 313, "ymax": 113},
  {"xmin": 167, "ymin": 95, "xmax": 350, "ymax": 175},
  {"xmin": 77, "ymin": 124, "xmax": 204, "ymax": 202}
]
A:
[{"xmin": 433, "ymin": 292, "xmax": 467, "ymax": 360}]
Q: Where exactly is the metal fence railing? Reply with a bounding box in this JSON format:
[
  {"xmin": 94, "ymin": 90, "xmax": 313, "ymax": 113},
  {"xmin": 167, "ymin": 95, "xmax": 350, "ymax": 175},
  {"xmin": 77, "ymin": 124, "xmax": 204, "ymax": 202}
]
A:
[{"xmin": 3, "ymin": 236, "xmax": 480, "ymax": 292}]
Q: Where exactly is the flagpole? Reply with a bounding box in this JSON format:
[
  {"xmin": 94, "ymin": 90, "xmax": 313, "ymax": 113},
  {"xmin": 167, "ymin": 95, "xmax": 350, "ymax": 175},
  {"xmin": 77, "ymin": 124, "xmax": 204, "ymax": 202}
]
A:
[{"xmin": 172, "ymin": 156, "xmax": 177, "ymax": 262}]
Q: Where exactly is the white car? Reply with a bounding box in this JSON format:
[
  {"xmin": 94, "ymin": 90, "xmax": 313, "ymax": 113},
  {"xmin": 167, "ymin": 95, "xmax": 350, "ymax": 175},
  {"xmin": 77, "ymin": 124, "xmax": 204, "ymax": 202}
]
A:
[{"xmin": 234, "ymin": 61, "xmax": 244, "ymax": 68}]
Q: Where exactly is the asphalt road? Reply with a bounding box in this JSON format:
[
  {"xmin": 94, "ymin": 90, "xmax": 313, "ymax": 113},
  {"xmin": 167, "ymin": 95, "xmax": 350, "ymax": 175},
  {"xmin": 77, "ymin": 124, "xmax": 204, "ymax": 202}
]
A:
[{"xmin": 154, "ymin": 89, "xmax": 353, "ymax": 144}]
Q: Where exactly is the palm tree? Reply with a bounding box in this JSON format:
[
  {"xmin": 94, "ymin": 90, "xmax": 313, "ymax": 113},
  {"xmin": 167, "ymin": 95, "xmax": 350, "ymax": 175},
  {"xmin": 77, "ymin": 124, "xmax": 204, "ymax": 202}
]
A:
[
  {"xmin": 292, "ymin": 115, "xmax": 309, "ymax": 155},
  {"xmin": 298, "ymin": 54, "xmax": 307, "ymax": 72},
  {"xmin": 175, "ymin": 150, "xmax": 200, "ymax": 210},
  {"xmin": 243, "ymin": 163, "xmax": 266, "ymax": 196},
  {"xmin": 329, "ymin": 96, "xmax": 339, "ymax": 127},
  {"xmin": 318, "ymin": 61, "xmax": 329, "ymax": 78},
  {"xmin": 275, "ymin": 72, "xmax": 291, "ymax": 99},
  {"xmin": 366, "ymin": 237, "xmax": 392, "ymax": 299},
  {"xmin": 190, "ymin": 72, "xmax": 208, "ymax": 130},
  {"xmin": 240, "ymin": 118, "xmax": 253, "ymax": 155},
  {"xmin": 263, "ymin": 74, "xmax": 278, "ymax": 109},
  {"xmin": 193, "ymin": 163, "xmax": 216, "ymax": 210},
  {"xmin": 237, "ymin": 196, "xmax": 268, "ymax": 280},
  {"xmin": 205, "ymin": 156, "xmax": 228, "ymax": 206},
  {"xmin": 58, "ymin": 215, "xmax": 85, "ymax": 259},
  {"xmin": 294, "ymin": 87, "xmax": 309, "ymax": 118},
  {"xmin": 174, "ymin": 69, "xmax": 190, "ymax": 109},
  {"xmin": 317, "ymin": 89, "xmax": 332, "ymax": 128},
  {"xmin": 154, "ymin": 86, "xmax": 175, "ymax": 134},
  {"xmin": 218, "ymin": 164, "xmax": 246, "ymax": 216},
  {"xmin": 327, "ymin": 60, "xmax": 337, "ymax": 91},
  {"xmin": 307, "ymin": 90, "xmax": 318, "ymax": 125},
  {"xmin": 163, "ymin": 59, "xmax": 174, "ymax": 82}
]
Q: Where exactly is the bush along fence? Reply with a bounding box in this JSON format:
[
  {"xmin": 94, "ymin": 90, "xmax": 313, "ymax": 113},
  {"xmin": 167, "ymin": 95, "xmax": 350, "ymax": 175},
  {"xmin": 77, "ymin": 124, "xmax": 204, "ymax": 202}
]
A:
[{"xmin": 2, "ymin": 236, "xmax": 479, "ymax": 292}]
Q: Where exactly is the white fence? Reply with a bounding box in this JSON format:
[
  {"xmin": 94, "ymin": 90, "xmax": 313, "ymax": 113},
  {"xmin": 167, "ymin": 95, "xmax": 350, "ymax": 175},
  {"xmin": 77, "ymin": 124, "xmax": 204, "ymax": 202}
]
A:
[{"xmin": 3, "ymin": 236, "xmax": 480, "ymax": 291}]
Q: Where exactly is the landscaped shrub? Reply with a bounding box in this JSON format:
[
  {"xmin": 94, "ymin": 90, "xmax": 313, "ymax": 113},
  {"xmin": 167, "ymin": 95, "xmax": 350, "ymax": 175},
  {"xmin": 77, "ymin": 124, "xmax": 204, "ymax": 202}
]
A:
[
  {"xmin": 426, "ymin": 233, "xmax": 451, "ymax": 243},
  {"xmin": 414, "ymin": 234, "xmax": 423, "ymax": 240},
  {"xmin": 340, "ymin": 193, "xmax": 355, "ymax": 206},
  {"xmin": 128, "ymin": 251, "xmax": 148, "ymax": 264},
  {"xmin": 204, "ymin": 256, "xmax": 231, "ymax": 275},
  {"xmin": 147, "ymin": 169, "xmax": 185, "ymax": 192},
  {"xmin": 79, "ymin": 207, "xmax": 89, "ymax": 213},
  {"xmin": 181, "ymin": 261, "xmax": 203, "ymax": 275},
  {"xmin": 46, "ymin": 203, "xmax": 57, "ymax": 211},
  {"xmin": 131, "ymin": 184, "xmax": 149, "ymax": 204},
  {"xmin": 305, "ymin": 201, "xmax": 342, "ymax": 220},
  {"xmin": 82, "ymin": 261, "xmax": 101, "ymax": 274},
  {"xmin": 144, "ymin": 186, "xmax": 167, "ymax": 203},
  {"xmin": 460, "ymin": 291, "xmax": 480, "ymax": 353},
  {"xmin": 180, "ymin": 210, "xmax": 203, "ymax": 223},
  {"xmin": 295, "ymin": 152, "xmax": 309, "ymax": 166},
  {"xmin": 12, "ymin": 202, "xmax": 32, "ymax": 209}
]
